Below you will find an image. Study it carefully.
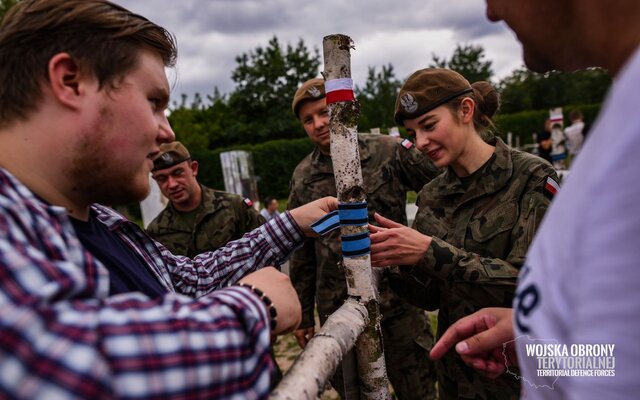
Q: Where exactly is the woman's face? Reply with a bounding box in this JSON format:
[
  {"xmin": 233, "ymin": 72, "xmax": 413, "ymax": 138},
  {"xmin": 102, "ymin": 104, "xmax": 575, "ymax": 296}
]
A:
[{"xmin": 403, "ymin": 104, "xmax": 468, "ymax": 169}]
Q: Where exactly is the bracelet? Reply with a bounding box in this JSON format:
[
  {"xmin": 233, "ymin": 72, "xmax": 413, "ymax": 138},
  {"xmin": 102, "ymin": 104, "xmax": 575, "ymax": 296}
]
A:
[{"xmin": 235, "ymin": 283, "xmax": 278, "ymax": 331}]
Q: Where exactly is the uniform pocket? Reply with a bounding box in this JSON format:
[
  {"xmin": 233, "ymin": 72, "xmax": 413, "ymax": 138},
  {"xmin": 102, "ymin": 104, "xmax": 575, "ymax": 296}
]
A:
[{"xmin": 468, "ymin": 200, "xmax": 518, "ymax": 243}]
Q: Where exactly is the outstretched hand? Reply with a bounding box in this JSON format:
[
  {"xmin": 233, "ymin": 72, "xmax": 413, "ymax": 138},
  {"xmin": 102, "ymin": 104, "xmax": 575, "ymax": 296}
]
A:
[
  {"xmin": 369, "ymin": 213, "xmax": 432, "ymax": 267},
  {"xmin": 430, "ymin": 307, "xmax": 517, "ymax": 379},
  {"xmin": 289, "ymin": 197, "xmax": 339, "ymax": 237}
]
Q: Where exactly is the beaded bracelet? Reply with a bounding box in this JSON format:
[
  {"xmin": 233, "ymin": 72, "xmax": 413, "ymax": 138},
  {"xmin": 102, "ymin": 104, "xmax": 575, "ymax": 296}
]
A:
[{"xmin": 236, "ymin": 283, "xmax": 278, "ymax": 331}]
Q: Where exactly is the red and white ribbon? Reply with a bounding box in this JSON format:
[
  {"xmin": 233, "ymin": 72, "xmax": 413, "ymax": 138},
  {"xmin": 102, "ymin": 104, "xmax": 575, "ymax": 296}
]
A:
[{"xmin": 325, "ymin": 78, "xmax": 355, "ymax": 104}]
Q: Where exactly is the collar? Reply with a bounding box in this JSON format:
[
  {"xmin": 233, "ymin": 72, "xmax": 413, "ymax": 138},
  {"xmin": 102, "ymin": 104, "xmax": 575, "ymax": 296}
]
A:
[{"xmin": 431, "ymin": 137, "xmax": 513, "ymax": 203}]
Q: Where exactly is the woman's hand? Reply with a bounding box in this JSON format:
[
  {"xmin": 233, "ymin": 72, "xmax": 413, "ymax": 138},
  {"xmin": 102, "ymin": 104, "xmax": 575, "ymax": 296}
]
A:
[{"xmin": 369, "ymin": 213, "xmax": 432, "ymax": 267}]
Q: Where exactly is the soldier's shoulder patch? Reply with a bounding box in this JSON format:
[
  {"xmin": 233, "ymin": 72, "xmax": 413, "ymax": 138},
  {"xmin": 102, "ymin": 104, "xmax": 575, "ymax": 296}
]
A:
[
  {"xmin": 243, "ymin": 198, "xmax": 254, "ymax": 208},
  {"xmin": 400, "ymin": 138, "xmax": 414, "ymax": 149},
  {"xmin": 543, "ymin": 176, "xmax": 560, "ymax": 199}
]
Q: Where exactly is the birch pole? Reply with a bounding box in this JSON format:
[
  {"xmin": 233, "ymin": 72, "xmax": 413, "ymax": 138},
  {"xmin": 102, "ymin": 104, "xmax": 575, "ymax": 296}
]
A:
[
  {"xmin": 323, "ymin": 34, "xmax": 391, "ymax": 400},
  {"xmin": 270, "ymin": 299, "xmax": 368, "ymax": 400}
]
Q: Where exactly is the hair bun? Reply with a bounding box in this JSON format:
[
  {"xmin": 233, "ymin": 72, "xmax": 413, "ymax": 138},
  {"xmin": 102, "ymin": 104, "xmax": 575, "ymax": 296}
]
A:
[{"xmin": 471, "ymin": 81, "xmax": 500, "ymax": 118}]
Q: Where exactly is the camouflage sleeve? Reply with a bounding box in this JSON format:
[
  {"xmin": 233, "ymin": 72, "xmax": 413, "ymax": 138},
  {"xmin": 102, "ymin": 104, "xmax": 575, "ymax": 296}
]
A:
[
  {"xmin": 286, "ymin": 182, "xmax": 317, "ymax": 329},
  {"xmin": 237, "ymin": 197, "xmax": 266, "ymax": 230},
  {"xmin": 394, "ymin": 139, "xmax": 441, "ymax": 192},
  {"xmin": 413, "ymin": 165, "xmax": 556, "ymax": 287}
]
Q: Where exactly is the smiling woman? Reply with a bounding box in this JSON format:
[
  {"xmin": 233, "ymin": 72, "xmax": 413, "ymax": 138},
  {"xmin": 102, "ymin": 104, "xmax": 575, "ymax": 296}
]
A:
[{"xmin": 369, "ymin": 67, "xmax": 559, "ymax": 400}]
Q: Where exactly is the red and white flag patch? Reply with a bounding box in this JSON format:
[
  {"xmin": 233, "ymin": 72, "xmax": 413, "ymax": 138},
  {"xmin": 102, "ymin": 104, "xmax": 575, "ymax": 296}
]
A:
[
  {"xmin": 243, "ymin": 198, "xmax": 254, "ymax": 207},
  {"xmin": 401, "ymin": 138, "xmax": 413, "ymax": 149},
  {"xmin": 544, "ymin": 177, "xmax": 560, "ymax": 197}
]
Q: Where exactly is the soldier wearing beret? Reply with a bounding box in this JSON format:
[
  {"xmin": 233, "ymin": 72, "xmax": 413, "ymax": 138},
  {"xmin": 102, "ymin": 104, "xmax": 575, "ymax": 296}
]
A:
[
  {"xmin": 369, "ymin": 68, "xmax": 558, "ymax": 400},
  {"xmin": 147, "ymin": 141, "xmax": 265, "ymax": 258},
  {"xmin": 287, "ymin": 78, "xmax": 440, "ymax": 399}
]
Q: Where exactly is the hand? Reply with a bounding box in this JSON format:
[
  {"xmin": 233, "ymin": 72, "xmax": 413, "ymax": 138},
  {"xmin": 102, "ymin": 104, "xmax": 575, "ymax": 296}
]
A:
[
  {"xmin": 239, "ymin": 267, "xmax": 302, "ymax": 335},
  {"xmin": 369, "ymin": 213, "xmax": 431, "ymax": 267},
  {"xmin": 289, "ymin": 196, "xmax": 338, "ymax": 237},
  {"xmin": 293, "ymin": 327, "xmax": 315, "ymax": 349},
  {"xmin": 430, "ymin": 307, "xmax": 516, "ymax": 379}
]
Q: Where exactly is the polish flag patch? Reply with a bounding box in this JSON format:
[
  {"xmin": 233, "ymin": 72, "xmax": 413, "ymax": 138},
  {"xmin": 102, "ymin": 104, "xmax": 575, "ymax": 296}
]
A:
[
  {"xmin": 243, "ymin": 198, "xmax": 254, "ymax": 207},
  {"xmin": 401, "ymin": 138, "xmax": 413, "ymax": 149},
  {"xmin": 544, "ymin": 177, "xmax": 560, "ymax": 197}
]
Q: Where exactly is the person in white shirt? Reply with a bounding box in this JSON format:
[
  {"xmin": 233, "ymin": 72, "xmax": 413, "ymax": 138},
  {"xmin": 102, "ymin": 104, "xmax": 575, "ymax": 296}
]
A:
[
  {"xmin": 260, "ymin": 196, "xmax": 281, "ymax": 221},
  {"xmin": 430, "ymin": 1, "xmax": 640, "ymax": 399},
  {"xmin": 564, "ymin": 109, "xmax": 585, "ymax": 163}
]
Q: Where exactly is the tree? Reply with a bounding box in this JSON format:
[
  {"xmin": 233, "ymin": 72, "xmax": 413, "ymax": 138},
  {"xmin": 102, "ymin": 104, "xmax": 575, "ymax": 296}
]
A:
[
  {"xmin": 356, "ymin": 64, "xmax": 402, "ymax": 132},
  {"xmin": 430, "ymin": 44, "xmax": 493, "ymax": 83},
  {"xmin": 227, "ymin": 36, "xmax": 321, "ymax": 143},
  {"xmin": 498, "ymin": 67, "xmax": 611, "ymax": 114}
]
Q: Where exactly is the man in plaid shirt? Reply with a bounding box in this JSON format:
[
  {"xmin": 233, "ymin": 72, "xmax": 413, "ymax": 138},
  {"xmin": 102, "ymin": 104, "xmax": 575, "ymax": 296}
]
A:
[{"xmin": 0, "ymin": 0, "xmax": 337, "ymax": 398}]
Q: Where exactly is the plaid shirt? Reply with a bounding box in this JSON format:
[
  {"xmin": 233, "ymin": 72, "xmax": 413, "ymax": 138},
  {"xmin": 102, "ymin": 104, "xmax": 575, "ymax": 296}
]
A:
[{"xmin": 0, "ymin": 168, "xmax": 304, "ymax": 399}]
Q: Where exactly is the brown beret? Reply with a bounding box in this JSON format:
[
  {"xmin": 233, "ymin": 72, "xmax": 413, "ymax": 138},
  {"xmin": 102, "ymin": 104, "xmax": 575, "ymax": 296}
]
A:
[
  {"xmin": 152, "ymin": 141, "xmax": 191, "ymax": 171},
  {"xmin": 394, "ymin": 68, "xmax": 473, "ymax": 126},
  {"xmin": 292, "ymin": 78, "xmax": 325, "ymax": 118}
]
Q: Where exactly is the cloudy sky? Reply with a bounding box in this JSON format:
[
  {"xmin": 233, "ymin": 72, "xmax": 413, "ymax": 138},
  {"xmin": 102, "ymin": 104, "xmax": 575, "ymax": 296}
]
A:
[{"xmin": 112, "ymin": 0, "xmax": 524, "ymax": 104}]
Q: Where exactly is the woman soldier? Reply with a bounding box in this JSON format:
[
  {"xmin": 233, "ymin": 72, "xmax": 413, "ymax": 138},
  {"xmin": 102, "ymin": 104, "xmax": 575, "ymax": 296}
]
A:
[{"xmin": 370, "ymin": 68, "xmax": 558, "ymax": 400}]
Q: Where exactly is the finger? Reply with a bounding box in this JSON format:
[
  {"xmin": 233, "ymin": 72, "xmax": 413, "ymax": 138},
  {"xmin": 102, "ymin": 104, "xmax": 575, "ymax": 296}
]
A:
[
  {"xmin": 368, "ymin": 224, "xmax": 386, "ymax": 233},
  {"xmin": 373, "ymin": 213, "xmax": 405, "ymax": 228},
  {"xmin": 430, "ymin": 312, "xmax": 494, "ymax": 359}
]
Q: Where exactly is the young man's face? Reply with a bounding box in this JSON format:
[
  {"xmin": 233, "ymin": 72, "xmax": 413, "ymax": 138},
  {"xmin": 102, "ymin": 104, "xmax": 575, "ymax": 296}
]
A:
[
  {"xmin": 68, "ymin": 50, "xmax": 175, "ymax": 206},
  {"xmin": 299, "ymin": 98, "xmax": 330, "ymax": 154},
  {"xmin": 152, "ymin": 160, "xmax": 200, "ymax": 207}
]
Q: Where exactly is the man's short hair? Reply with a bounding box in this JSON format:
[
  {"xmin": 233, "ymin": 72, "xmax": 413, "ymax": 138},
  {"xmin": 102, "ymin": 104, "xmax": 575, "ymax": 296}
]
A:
[{"xmin": 0, "ymin": 0, "xmax": 177, "ymax": 127}]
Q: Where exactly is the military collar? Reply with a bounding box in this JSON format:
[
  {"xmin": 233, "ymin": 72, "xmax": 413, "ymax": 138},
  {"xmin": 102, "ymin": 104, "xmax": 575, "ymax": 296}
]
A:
[{"xmin": 433, "ymin": 137, "xmax": 513, "ymax": 202}]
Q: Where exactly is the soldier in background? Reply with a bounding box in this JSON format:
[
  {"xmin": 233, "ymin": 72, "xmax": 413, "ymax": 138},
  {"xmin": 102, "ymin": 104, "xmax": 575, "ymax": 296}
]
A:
[
  {"xmin": 148, "ymin": 141, "xmax": 265, "ymax": 257},
  {"xmin": 287, "ymin": 78, "xmax": 440, "ymax": 400}
]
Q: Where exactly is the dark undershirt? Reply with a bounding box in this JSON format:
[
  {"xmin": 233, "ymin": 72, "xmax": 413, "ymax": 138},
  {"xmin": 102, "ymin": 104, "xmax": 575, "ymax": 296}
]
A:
[{"xmin": 71, "ymin": 211, "xmax": 166, "ymax": 297}]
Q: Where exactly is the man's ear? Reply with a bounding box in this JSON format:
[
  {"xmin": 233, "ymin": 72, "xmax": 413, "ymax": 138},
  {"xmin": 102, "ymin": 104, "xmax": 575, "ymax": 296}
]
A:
[
  {"xmin": 190, "ymin": 160, "xmax": 199, "ymax": 176},
  {"xmin": 47, "ymin": 53, "xmax": 92, "ymax": 110}
]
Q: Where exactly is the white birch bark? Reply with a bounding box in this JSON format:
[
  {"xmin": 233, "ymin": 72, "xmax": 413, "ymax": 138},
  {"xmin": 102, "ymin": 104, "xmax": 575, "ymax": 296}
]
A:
[
  {"xmin": 322, "ymin": 34, "xmax": 391, "ymax": 400},
  {"xmin": 270, "ymin": 300, "xmax": 368, "ymax": 400}
]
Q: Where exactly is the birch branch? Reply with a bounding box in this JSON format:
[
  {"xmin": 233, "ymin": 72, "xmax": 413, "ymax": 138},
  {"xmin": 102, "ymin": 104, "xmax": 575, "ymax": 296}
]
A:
[{"xmin": 270, "ymin": 299, "xmax": 368, "ymax": 400}]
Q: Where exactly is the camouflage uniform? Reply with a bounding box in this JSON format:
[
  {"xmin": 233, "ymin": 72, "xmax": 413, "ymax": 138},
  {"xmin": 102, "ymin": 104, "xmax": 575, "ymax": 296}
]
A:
[
  {"xmin": 288, "ymin": 133, "xmax": 441, "ymax": 400},
  {"xmin": 147, "ymin": 185, "xmax": 265, "ymax": 258},
  {"xmin": 391, "ymin": 138, "xmax": 557, "ymax": 399}
]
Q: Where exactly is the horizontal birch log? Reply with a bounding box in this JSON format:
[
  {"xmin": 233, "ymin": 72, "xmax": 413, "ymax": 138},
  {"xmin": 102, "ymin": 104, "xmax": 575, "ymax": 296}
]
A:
[{"xmin": 270, "ymin": 299, "xmax": 368, "ymax": 400}]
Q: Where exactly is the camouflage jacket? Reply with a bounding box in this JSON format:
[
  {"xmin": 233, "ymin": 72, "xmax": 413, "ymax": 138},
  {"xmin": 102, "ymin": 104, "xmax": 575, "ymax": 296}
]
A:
[
  {"xmin": 394, "ymin": 138, "xmax": 557, "ymax": 399},
  {"xmin": 147, "ymin": 185, "xmax": 265, "ymax": 258},
  {"xmin": 287, "ymin": 133, "xmax": 441, "ymax": 328}
]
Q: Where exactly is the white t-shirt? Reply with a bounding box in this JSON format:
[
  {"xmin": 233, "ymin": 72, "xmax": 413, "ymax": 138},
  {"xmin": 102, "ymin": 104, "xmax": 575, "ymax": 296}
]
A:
[
  {"xmin": 564, "ymin": 121, "xmax": 585, "ymax": 156},
  {"xmin": 514, "ymin": 46, "xmax": 640, "ymax": 399}
]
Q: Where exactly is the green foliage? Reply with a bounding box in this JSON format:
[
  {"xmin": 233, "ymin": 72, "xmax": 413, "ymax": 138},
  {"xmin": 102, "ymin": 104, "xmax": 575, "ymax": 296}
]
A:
[
  {"xmin": 191, "ymin": 138, "xmax": 315, "ymax": 200},
  {"xmin": 430, "ymin": 44, "xmax": 494, "ymax": 82},
  {"xmin": 356, "ymin": 64, "xmax": 402, "ymax": 132},
  {"xmin": 494, "ymin": 103, "xmax": 602, "ymax": 144},
  {"xmin": 227, "ymin": 36, "xmax": 321, "ymax": 144},
  {"xmin": 498, "ymin": 68, "xmax": 611, "ymax": 114}
]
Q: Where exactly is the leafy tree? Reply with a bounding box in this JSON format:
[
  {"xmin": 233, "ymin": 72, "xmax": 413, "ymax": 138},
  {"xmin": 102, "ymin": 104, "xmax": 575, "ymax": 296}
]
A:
[
  {"xmin": 498, "ymin": 67, "xmax": 611, "ymax": 114},
  {"xmin": 227, "ymin": 36, "xmax": 321, "ymax": 144},
  {"xmin": 356, "ymin": 64, "xmax": 402, "ymax": 132},
  {"xmin": 430, "ymin": 44, "xmax": 493, "ymax": 82}
]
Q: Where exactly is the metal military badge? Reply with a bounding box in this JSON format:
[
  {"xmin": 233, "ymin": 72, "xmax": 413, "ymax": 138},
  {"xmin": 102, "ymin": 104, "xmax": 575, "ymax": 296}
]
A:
[
  {"xmin": 401, "ymin": 93, "xmax": 418, "ymax": 113},
  {"xmin": 308, "ymin": 86, "xmax": 322, "ymax": 98}
]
